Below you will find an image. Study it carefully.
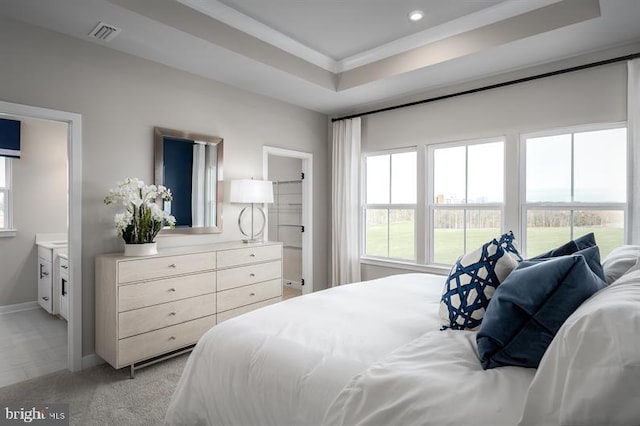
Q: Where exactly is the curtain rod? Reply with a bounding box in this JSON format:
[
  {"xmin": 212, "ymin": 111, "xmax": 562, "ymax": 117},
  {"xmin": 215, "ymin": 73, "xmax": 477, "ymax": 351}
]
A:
[{"xmin": 331, "ymin": 52, "xmax": 640, "ymax": 123}]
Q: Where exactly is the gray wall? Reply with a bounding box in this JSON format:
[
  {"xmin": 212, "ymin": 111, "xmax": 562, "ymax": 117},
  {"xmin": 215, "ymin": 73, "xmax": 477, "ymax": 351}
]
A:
[
  {"xmin": 360, "ymin": 61, "xmax": 628, "ymax": 281},
  {"xmin": 0, "ymin": 18, "xmax": 329, "ymax": 356},
  {"xmin": 0, "ymin": 117, "xmax": 68, "ymax": 305}
]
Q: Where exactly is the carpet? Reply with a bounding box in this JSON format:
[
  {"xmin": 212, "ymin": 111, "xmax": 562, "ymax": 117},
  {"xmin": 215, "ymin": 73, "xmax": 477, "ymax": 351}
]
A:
[{"xmin": 0, "ymin": 353, "xmax": 189, "ymax": 425}]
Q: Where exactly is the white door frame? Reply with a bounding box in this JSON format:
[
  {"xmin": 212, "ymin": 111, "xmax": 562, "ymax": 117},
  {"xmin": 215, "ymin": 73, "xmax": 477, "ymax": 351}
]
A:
[
  {"xmin": 0, "ymin": 100, "xmax": 82, "ymax": 372},
  {"xmin": 263, "ymin": 146, "xmax": 313, "ymax": 294}
]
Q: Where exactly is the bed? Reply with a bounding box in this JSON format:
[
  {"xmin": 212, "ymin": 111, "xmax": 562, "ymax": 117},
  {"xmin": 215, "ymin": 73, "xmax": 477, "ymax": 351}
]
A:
[{"xmin": 165, "ymin": 248, "xmax": 640, "ymax": 426}]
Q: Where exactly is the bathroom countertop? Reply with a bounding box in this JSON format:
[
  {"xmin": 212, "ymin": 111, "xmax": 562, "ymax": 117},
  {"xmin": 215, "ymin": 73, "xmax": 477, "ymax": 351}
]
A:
[{"xmin": 36, "ymin": 241, "xmax": 68, "ymax": 250}]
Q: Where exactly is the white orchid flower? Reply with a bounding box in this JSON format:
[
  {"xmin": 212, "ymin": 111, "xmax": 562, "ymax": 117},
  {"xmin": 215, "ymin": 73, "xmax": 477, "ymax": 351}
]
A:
[{"xmin": 104, "ymin": 177, "xmax": 177, "ymax": 244}]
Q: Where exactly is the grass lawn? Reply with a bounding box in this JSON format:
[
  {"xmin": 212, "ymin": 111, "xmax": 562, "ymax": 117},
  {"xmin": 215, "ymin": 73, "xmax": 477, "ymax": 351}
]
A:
[
  {"xmin": 366, "ymin": 221, "xmax": 416, "ymax": 260},
  {"xmin": 366, "ymin": 222, "xmax": 623, "ymax": 264}
]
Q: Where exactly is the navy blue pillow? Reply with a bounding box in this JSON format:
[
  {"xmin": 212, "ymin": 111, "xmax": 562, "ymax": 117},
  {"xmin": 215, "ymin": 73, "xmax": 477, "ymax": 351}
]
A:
[
  {"xmin": 528, "ymin": 233, "xmax": 605, "ymax": 281},
  {"xmin": 477, "ymin": 253, "xmax": 606, "ymax": 369},
  {"xmin": 529, "ymin": 232, "xmax": 596, "ymax": 259},
  {"xmin": 571, "ymin": 245, "xmax": 606, "ymax": 282}
]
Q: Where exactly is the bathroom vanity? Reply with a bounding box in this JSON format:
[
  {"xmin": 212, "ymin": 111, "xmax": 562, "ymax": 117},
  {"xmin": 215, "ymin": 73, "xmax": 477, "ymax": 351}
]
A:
[
  {"xmin": 58, "ymin": 251, "xmax": 69, "ymax": 320},
  {"xmin": 35, "ymin": 235, "xmax": 68, "ymax": 315}
]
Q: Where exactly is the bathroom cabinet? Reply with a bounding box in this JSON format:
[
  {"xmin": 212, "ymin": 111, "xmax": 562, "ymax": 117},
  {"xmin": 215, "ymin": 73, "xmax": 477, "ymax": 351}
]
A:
[{"xmin": 36, "ymin": 242, "xmax": 67, "ymax": 314}]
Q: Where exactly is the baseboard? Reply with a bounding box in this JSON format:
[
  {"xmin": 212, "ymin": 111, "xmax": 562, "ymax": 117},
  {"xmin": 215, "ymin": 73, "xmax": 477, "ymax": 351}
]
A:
[
  {"xmin": 0, "ymin": 301, "xmax": 39, "ymax": 315},
  {"xmin": 283, "ymin": 280, "xmax": 304, "ymax": 291},
  {"xmin": 82, "ymin": 353, "xmax": 105, "ymax": 369}
]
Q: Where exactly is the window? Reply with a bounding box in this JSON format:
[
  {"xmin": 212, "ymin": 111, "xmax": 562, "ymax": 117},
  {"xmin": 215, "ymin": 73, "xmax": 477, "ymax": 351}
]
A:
[
  {"xmin": 428, "ymin": 138, "xmax": 505, "ymax": 264},
  {"xmin": 359, "ymin": 122, "xmax": 629, "ymax": 269},
  {"xmin": 363, "ymin": 149, "xmax": 417, "ymax": 261},
  {"xmin": 523, "ymin": 125, "xmax": 627, "ymax": 258},
  {"xmin": 0, "ymin": 157, "xmax": 11, "ymax": 231}
]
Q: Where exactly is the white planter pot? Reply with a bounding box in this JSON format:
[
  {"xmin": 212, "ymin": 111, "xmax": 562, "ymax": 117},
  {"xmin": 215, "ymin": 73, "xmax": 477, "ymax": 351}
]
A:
[{"xmin": 124, "ymin": 242, "xmax": 158, "ymax": 257}]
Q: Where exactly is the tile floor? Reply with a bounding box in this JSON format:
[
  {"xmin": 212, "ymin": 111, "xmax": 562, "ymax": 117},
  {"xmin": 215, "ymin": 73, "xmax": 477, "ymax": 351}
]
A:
[{"xmin": 0, "ymin": 308, "xmax": 67, "ymax": 388}]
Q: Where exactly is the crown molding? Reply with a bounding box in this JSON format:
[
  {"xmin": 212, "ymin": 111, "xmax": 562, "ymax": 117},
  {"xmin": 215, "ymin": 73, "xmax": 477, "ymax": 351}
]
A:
[
  {"xmin": 176, "ymin": 0, "xmax": 338, "ymax": 72},
  {"xmin": 177, "ymin": 0, "xmax": 564, "ymax": 75},
  {"xmin": 337, "ymin": 0, "xmax": 563, "ymax": 72}
]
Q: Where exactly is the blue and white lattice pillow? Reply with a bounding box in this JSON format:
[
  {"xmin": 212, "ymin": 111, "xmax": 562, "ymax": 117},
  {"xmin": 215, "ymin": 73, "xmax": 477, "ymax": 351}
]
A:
[
  {"xmin": 499, "ymin": 230, "xmax": 523, "ymax": 262},
  {"xmin": 439, "ymin": 237, "xmax": 520, "ymax": 330}
]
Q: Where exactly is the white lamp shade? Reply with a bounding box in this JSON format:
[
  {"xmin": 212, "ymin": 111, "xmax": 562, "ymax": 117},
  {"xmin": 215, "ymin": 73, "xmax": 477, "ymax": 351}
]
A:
[{"xmin": 229, "ymin": 179, "xmax": 274, "ymax": 204}]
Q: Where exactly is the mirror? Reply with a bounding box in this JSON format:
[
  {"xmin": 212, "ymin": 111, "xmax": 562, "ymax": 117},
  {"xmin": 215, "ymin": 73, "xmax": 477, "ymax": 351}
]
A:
[{"xmin": 154, "ymin": 127, "xmax": 223, "ymax": 234}]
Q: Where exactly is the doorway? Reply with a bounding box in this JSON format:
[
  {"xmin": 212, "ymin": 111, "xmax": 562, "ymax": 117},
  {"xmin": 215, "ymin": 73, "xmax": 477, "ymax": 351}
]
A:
[
  {"xmin": 263, "ymin": 147, "xmax": 313, "ymax": 296},
  {"xmin": 0, "ymin": 100, "xmax": 82, "ymax": 377}
]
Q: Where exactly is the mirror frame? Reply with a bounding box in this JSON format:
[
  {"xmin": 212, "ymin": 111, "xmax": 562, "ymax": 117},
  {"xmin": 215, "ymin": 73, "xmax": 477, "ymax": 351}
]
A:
[{"xmin": 154, "ymin": 126, "xmax": 224, "ymax": 234}]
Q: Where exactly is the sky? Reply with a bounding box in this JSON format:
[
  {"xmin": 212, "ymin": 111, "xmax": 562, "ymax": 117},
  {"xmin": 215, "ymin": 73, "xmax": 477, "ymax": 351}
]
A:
[
  {"xmin": 365, "ymin": 127, "xmax": 627, "ymax": 205},
  {"xmin": 527, "ymin": 128, "xmax": 626, "ymax": 202}
]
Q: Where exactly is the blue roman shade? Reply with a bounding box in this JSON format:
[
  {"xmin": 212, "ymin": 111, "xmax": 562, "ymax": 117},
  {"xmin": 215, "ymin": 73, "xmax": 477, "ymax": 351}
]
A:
[{"xmin": 0, "ymin": 118, "xmax": 21, "ymax": 158}]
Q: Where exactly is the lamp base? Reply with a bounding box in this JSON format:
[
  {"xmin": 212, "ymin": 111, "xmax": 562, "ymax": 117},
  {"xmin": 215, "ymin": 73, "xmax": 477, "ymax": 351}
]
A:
[
  {"xmin": 238, "ymin": 205, "xmax": 266, "ymax": 242},
  {"xmin": 241, "ymin": 238, "xmax": 262, "ymax": 244}
]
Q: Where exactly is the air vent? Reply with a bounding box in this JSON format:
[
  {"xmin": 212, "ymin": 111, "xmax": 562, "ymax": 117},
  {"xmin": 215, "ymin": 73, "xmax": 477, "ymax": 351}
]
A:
[{"xmin": 88, "ymin": 21, "xmax": 121, "ymax": 42}]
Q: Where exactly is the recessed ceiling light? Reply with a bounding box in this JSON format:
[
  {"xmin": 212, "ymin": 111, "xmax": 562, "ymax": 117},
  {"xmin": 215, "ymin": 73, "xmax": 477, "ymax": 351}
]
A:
[{"xmin": 408, "ymin": 10, "xmax": 424, "ymax": 22}]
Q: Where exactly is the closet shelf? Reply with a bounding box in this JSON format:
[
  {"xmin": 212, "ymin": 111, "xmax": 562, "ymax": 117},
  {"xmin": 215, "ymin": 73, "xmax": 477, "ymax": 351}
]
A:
[{"xmin": 273, "ymin": 179, "xmax": 302, "ymax": 184}]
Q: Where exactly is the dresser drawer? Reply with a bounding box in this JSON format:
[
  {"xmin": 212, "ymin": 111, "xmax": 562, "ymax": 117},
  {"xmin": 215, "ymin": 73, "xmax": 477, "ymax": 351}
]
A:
[
  {"xmin": 217, "ymin": 260, "xmax": 282, "ymax": 291},
  {"xmin": 119, "ymin": 272, "xmax": 216, "ymax": 312},
  {"xmin": 217, "ymin": 296, "xmax": 281, "ymax": 323},
  {"xmin": 217, "ymin": 244, "xmax": 282, "ymax": 269},
  {"xmin": 118, "ymin": 315, "xmax": 216, "ymax": 367},
  {"xmin": 118, "ymin": 252, "xmax": 215, "ymax": 284},
  {"xmin": 217, "ymin": 278, "xmax": 282, "ymax": 312},
  {"xmin": 118, "ymin": 293, "xmax": 216, "ymax": 339}
]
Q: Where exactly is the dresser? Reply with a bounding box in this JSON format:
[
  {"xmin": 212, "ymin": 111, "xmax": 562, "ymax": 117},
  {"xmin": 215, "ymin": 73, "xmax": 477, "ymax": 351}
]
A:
[{"xmin": 95, "ymin": 241, "xmax": 282, "ymax": 377}]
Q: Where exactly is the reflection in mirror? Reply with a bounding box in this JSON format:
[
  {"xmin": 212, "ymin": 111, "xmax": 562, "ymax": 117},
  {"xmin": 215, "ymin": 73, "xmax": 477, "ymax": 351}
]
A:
[{"xmin": 154, "ymin": 127, "xmax": 223, "ymax": 234}]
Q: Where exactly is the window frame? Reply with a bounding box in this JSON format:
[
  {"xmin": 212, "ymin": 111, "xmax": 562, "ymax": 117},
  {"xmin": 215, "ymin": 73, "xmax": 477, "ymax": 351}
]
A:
[
  {"xmin": 519, "ymin": 122, "xmax": 628, "ymax": 257},
  {"xmin": 427, "ymin": 136, "xmax": 507, "ymax": 265},
  {"xmin": 0, "ymin": 156, "xmax": 15, "ymax": 237},
  {"xmin": 361, "ymin": 147, "xmax": 418, "ymax": 262}
]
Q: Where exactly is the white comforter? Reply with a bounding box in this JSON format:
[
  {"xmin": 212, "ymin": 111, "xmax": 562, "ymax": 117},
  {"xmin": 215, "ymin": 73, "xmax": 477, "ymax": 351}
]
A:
[
  {"xmin": 323, "ymin": 331, "xmax": 535, "ymax": 426},
  {"xmin": 165, "ymin": 273, "xmax": 535, "ymax": 426}
]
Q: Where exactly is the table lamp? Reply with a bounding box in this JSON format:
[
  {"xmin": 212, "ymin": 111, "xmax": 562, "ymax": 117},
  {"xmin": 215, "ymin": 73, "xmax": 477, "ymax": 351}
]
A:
[{"xmin": 229, "ymin": 178, "xmax": 274, "ymax": 243}]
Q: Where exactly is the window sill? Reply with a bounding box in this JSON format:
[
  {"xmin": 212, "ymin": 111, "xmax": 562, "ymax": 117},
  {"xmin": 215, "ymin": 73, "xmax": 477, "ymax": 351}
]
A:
[
  {"xmin": 0, "ymin": 229, "xmax": 17, "ymax": 238},
  {"xmin": 360, "ymin": 257, "xmax": 450, "ymax": 276}
]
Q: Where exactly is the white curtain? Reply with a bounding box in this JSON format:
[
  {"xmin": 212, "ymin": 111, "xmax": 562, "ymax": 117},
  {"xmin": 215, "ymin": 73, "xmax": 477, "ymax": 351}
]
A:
[
  {"xmin": 192, "ymin": 142, "xmax": 206, "ymax": 227},
  {"xmin": 331, "ymin": 117, "xmax": 361, "ymax": 286},
  {"xmin": 204, "ymin": 144, "xmax": 218, "ymax": 227},
  {"xmin": 629, "ymin": 59, "xmax": 640, "ymax": 244}
]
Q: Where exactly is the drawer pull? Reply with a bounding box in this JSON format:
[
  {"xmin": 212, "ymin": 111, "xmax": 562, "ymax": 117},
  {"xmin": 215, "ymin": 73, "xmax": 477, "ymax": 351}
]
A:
[
  {"xmin": 249, "ymin": 253, "xmax": 256, "ymax": 257},
  {"xmin": 250, "ymin": 292, "xmax": 256, "ymax": 296},
  {"xmin": 250, "ymin": 273, "xmax": 256, "ymax": 277},
  {"xmin": 169, "ymin": 264, "xmax": 177, "ymax": 268},
  {"xmin": 169, "ymin": 336, "xmax": 176, "ymax": 341},
  {"xmin": 169, "ymin": 288, "xmax": 176, "ymax": 292},
  {"xmin": 169, "ymin": 312, "xmax": 177, "ymax": 316},
  {"xmin": 42, "ymin": 296, "xmax": 49, "ymax": 301}
]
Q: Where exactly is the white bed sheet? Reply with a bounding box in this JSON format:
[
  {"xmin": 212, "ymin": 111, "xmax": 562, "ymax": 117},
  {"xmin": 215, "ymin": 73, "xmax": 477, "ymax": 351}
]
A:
[{"xmin": 164, "ymin": 273, "xmax": 535, "ymax": 426}]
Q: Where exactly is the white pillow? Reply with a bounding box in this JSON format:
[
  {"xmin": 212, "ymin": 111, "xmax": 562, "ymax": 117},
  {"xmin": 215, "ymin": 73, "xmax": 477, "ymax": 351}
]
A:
[
  {"xmin": 602, "ymin": 245, "xmax": 640, "ymax": 284},
  {"xmin": 518, "ymin": 267, "xmax": 640, "ymax": 426}
]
